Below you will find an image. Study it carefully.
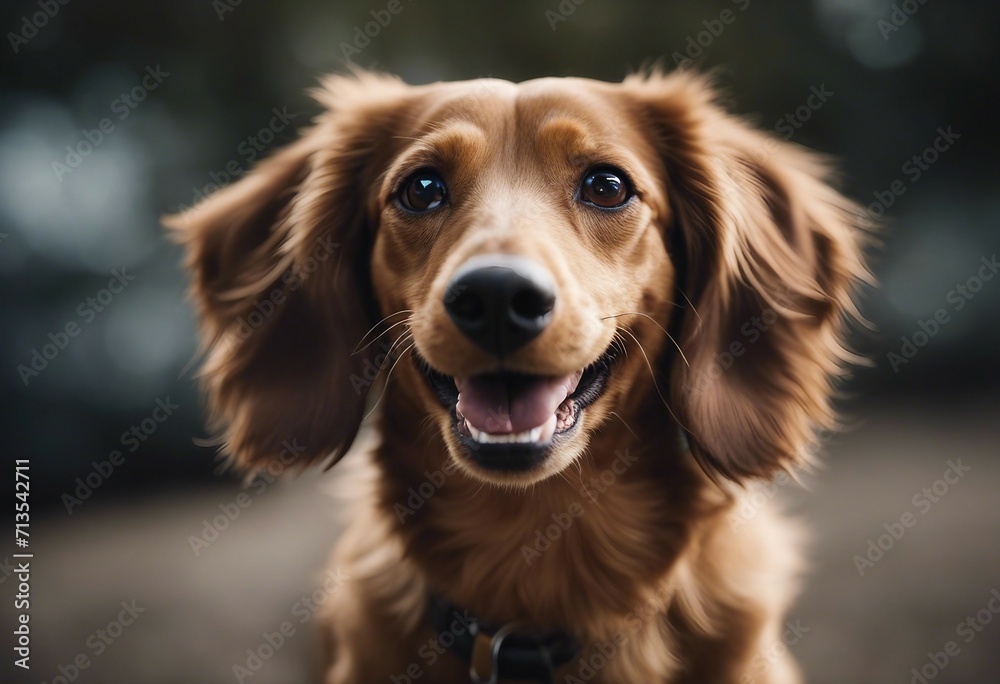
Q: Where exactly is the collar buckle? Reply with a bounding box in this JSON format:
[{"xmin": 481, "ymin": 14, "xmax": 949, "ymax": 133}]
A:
[
  {"xmin": 428, "ymin": 592, "xmax": 578, "ymax": 684},
  {"xmin": 468, "ymin": 622, "xmax": 556, "ymax": 684}
]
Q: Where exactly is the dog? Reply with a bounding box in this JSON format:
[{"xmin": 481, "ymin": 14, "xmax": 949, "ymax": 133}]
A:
[{"xmin": 167, "ymin": 69, "xmax": 869, "ymax": 683}]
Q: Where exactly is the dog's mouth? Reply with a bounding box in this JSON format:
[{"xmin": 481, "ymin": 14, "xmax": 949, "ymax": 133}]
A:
[{"xmin": 414, "ymin": 346, "xmax": 618, "ymax": 472}]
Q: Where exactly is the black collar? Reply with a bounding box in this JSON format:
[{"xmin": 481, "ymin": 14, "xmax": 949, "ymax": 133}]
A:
[{"xmin": 427, "ymin": 592, "xmax": 580, "ymax": 683}]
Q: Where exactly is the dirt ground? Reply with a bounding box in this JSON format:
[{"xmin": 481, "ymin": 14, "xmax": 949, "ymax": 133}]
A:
[{"xmin": 10, "ymin": 399, "xmax": 1000, "ymax": 684}]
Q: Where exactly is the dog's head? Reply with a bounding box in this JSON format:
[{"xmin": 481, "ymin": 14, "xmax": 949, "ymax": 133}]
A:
[{"xmin": 167, "ymin": 70, "xmax": 868, "ymax": 487}]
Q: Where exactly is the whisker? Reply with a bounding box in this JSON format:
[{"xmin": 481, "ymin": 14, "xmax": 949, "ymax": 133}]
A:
[
  {"xmin": 676, "ymin": 288, "xmax": 703, "ymax": 328},
  {"xmin": 362, "ymin": 340, "xmax": 415, "ymax": 422},
  {"xmin": 353, "ymin": 309, "xmax": 415, "ymax": 355},
  {"xmin": 613, "ymin": 336, "xmax": 629, "ymax": 359},
  {"xmin": 608, "ymin": 411, "xmax": 639, "ymax": 440},
  {"xmin": 384, "ymin": 330, "xmax": 414, "ymax": 361},
  {"xmin": 418, "ymin": 412, "xmax": 438, "ymax": 433},
  {"xmin": 465, "ymin": 480, "xmax": 487, "ymax": 503},
  {"xmin": 581, "ymin": 445, "xmax": 596, "ymax": 480},
  {"xmin": 617, "ymin": 325, "xmax": 689, "ymax": 430},
  {"xmin": 354, "ymin": 316, "xmax": 414, "ymax": 355},
  {"xmin": 601, "ymin": 312, "xmax": 689, "ymax": 368}
]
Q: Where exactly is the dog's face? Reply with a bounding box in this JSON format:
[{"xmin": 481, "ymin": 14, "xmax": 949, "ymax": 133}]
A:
[
  {"xmin": 168, "ymin": 71, "xmax": 867, "ymax": 487},
  {"xmin": 371, "ymin": 78, "xmax": 674, "ymax": 484}
]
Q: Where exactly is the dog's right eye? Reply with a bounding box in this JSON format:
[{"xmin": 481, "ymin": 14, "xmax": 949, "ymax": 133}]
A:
[
  {"xmin": 579, "ymin": 167, "xmax": 631, "ymax": 209},
  {"xmin": 398, "ymin": 170, "xmax": 447, "ymax": 212}
]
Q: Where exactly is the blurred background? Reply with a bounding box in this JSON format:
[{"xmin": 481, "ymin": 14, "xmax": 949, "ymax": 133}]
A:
[{"xmin": 1, "ymin": 0, "xmax": 997, "ymax": 682}]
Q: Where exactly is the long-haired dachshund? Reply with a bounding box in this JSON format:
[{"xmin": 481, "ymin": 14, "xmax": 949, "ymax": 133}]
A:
[{"xmin": 168, "ymin": 69, "xmax": 869, "ymax": 683}]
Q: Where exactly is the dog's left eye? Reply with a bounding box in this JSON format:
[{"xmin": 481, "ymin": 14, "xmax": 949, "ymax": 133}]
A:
[
  {"xmin": 580, "ymin": 168, "xmax": 631, "ymax": 208},
  {"xmin": 399, "ymin": 170, "xmax": 447, "ymax": 212}
]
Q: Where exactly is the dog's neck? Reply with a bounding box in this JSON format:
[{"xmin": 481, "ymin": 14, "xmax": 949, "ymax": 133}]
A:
[{"xmin": 372, "ymin": 375, "xmax": 725, "ymax": 633}]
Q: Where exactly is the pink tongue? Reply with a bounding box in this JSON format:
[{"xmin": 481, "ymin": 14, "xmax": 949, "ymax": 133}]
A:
[{"xmin": 456, "ymin": 372, "xmax": 580, "ymax": 434}]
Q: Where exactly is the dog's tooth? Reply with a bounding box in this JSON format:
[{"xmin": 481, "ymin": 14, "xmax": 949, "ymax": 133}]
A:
[
  {"xmin": 467, "ymin": 424, "xmax": 548, "ymax": 444},
  {"xmin": 468, "ymin": 423, "xmax": 486, "ymax": 443}
]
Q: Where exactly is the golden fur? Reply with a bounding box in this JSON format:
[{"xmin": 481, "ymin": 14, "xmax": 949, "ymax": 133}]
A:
[{"xmin": 167, "ymin": 69, "xmax": 870, "ymax": 683}]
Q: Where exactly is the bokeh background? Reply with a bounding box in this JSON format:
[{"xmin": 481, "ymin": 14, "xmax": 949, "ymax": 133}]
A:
[{"xmin": 1, "ymin": 1, "xmax": 998, "ymax": 682}]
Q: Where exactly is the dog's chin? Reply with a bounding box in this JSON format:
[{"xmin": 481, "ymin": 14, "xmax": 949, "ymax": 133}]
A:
[
  {"xmin": 413, "ymin": 345, "xmax": 618, "ymax": 486},
  {"xmin": 442, "ymin": 431, "xmax": 592, "ymax": 487}
]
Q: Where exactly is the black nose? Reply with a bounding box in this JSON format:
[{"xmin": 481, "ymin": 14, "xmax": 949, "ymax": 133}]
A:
[{"xmin": 444, "ymin": 255, "xmax": 556, "ymax": 356}]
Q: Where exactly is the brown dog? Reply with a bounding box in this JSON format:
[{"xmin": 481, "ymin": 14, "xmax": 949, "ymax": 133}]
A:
[{"xmin": 168, "ymin": 69, "xmax": 869, "ymax": 683}]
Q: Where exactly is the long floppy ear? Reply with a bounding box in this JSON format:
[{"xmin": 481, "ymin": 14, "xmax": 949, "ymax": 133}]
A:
[
  {"xmin": 625, "ymin": 71, "xmax": 872, "ymax": 480},
  {"xmin": 165, "ymin": 72, "xmax": 414, "ymax": 472}
]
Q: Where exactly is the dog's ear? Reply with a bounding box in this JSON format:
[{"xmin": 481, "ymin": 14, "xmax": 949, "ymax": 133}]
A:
[
  {"xmin": 626, "ymin": 71, "xmax": 872, "ymax": 480},
  {"xmin": 165, "ymin": 72, "xmax": 414, "ymax": 472}
]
